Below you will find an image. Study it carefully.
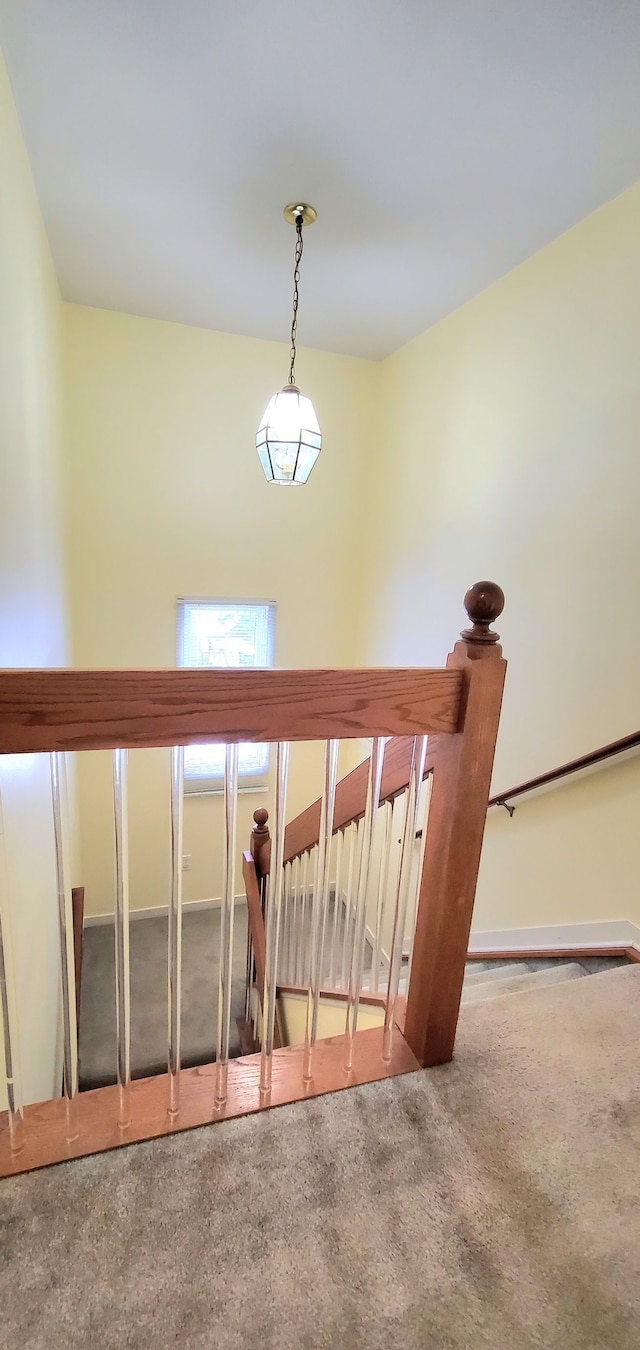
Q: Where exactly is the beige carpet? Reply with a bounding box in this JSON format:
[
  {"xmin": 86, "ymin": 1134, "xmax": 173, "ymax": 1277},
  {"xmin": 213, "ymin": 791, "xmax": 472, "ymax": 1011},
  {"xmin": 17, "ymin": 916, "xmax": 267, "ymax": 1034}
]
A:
[{"xmin": 2, "ymin": 965, "xmax": 640, "ymax": 1348}]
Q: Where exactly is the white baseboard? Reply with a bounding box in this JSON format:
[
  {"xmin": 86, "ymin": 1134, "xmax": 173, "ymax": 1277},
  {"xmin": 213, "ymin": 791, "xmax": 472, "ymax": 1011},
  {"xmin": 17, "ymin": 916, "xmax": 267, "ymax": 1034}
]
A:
[
  {"xmin": 468, "ymin": 919, "xmax": 640, "ymax": 954},
  {"xmin": 84, "ymin": 905, "xmax": 640, "ymax": 960},
  {"xmin": 84, "ymin": 894, "xmax": 247, "ymax": 927}
]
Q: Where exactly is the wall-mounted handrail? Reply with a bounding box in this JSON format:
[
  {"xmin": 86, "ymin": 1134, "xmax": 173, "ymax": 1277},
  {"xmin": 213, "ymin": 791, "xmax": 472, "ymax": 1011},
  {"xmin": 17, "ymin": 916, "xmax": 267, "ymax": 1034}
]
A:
[{"xmin": 489, "ymin": 729, "xmax": 640, "ymax": 815}]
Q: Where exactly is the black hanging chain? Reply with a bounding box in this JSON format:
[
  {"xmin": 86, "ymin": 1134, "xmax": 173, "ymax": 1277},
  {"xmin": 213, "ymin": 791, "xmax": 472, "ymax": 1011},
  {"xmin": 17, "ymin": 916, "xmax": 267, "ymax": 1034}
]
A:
[{"xmin": 288, "ymin": 213, "xmax": 304, "ymax": 386}]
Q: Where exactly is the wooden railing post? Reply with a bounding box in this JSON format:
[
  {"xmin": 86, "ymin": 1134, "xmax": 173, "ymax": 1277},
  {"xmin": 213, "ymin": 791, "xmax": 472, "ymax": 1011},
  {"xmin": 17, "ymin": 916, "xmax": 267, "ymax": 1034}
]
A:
[
  {"xmin": 245, "ymin": 808, "xmax": 283, "ymax": 1051},
  {"xmin": 404, "ymin": 582, "xmax": 507, "ymax": 1068},
  {"xmin": 242, "ymin": 853, "xmax": 268, "ymax": 1000},
  {"xmin": 250, "ymin": 808, "xmax": 271, "ymax": 886}
]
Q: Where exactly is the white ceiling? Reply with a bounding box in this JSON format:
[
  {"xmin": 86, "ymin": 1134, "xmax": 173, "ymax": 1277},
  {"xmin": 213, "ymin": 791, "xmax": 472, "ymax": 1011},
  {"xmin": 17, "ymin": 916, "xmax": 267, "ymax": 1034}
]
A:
[{"xmin": 2, "ymin": 1, "xmax": 640, "ymax": 360}]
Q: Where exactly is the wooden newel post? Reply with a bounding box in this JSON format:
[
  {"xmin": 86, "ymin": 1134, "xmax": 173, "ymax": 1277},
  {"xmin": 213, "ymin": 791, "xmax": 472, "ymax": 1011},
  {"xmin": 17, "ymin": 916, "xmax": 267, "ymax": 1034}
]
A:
[
  {"xmin": 404, "ymin": 581, "xmax": 507, "ymax": 1069},
  {"xmin": 250, "ymin": 808, "xmax": 271, "ymax": 886}
]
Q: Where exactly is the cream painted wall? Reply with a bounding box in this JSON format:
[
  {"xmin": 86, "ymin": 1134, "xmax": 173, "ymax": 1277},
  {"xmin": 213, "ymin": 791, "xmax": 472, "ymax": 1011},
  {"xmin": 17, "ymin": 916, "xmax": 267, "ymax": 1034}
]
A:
[
  {"xmin": 279, "ymin": 992, "xmax": 384, "ymax": 1046},
  {"xmin": 3, "ymin": 22, "xmax": 639, "ymax": 1108},
  {"xmin": 361, "ymin": 181, "xmax": 640, "ymax": 932},
  {"xmin": 62, "ymin": 305, "xmax": 377, "ymax": 915},
  {"xmin": 480, "ymin": 755, "xmax": 640, "ymax": 931},
  {"xmin": 59, "ymin": 176, "xmax": 640, "ymax": 941},
  {"xmin": 0, "ymin": 51, "xmax": 70, "ymax": 1105}
]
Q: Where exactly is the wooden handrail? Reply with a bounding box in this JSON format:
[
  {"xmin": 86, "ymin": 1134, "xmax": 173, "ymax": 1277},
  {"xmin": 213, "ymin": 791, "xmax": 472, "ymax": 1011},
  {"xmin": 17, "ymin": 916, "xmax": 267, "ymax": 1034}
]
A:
[
  {"xmin": 489, "ymin": 729, "xmax": 640, "ymax": 814},
  {"xmin": 0, "ymin": 667, "xmax": 462, "ymax": 754}
]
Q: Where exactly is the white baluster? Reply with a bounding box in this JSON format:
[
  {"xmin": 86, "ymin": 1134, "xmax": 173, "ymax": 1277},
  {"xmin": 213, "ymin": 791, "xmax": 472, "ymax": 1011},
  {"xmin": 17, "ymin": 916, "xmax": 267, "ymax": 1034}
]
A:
[
  {"xmin": 259, "ymin": 743, "xmax": 290, "ymax": 1094},
  {"xmin": 328, "ymin": 828, "xmax": 344, "ymax": 990},
  {"xmin": 372, "ymin": 800, "xmax": 393, "ymax": 994},
  {"xmin": 0, "ymin": 787, "xmax": 23, "ymax": 1154},
  {"xmin": 296, "ymin": 850, "xmax": 309, "ymax": 987},
  {"xmin": 112, "ymin": 748, "xmax": 131, "ymax": 1125},
  {"xmin": 282, "ymin": 861, "xmax": 292, "ymax": 984},
  {"xmin": 402, "ymin": 770, "xmax": 432, "ymax": 1002},
  {"xmin": 216, "ymin": 744, "xmax": 239, "ymax": 1106},
  {"xmin": 168, "ymin": 746, "xmax": 184, "ymax": 1115},
  {"xmin": 303, "ymin": 739, "xmax": 339, "ymax": 1082},
  {"xmin": 384, "ymin": 737, "xmax": 428, "ymax": 1058},
  {"xmin": 345, "ymin": 739, "xmax": 385, "ymax": 1071},
  {"xmin": 341, "ymin": 821, "xmax": 358, "ymax": 991},
  {"xmin": 50, "ymin": 752, "xmax": 79, "ymax": 1140}
]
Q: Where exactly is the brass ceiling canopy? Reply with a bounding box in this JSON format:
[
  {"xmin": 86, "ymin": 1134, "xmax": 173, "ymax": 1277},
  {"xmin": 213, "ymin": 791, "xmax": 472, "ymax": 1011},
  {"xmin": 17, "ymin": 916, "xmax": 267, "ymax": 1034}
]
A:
[{"xmin": 283, "ymin": 203, "xmax": 317, "ymax": 227}]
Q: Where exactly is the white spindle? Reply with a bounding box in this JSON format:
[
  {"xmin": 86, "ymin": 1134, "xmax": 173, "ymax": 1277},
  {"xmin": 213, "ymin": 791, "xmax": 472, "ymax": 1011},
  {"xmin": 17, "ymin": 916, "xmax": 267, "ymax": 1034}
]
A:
[
  {"xmin": 282, "ymin": 861, "xmax": 292, "ymax": 984},
  {"xmin": 340, "ymin": 821, "xmax": 358, "ymax": 991},
  {"xmin": 328, "ymin": 828, "xmax": 344, "ymax": 990},
  {"xmin": 0, "ymin": 788, "xmax": 23, "ymax": 1153},
  {"xmin": 384, "ymin": 738, "xmax": 428, "ymax": 1057},
  {"xmin": 216, "ymin": 744, "xmax": 239, "ymax": 1106},
  {"xmin": 345, "ymin": 739, "xmax": 385, "ymax": 1070},
  {"xmin": 50, "ymin": 752, "xmax": 79, "ymax": 1139},
  {"xmin": 168, "ymin": 746, "xmax": 184, "ymax": 1113},
  {"xmin": 372, "ymin": 800, "xmax": 393, "ymax": 994},
  {"xmin": 259, "ymin": 742, "xmax": 290, "ymax": 1093},
  {"xmin": 296, "ymin": 850, "xmax": 309, "ymax": 987},
  {"xmin": 303, "ymin": 739, "xmax": 339, "ymax": 1082},
  {"xmin": 289, "ymin": 854, "xmax": 299, "ymax": 986},
  {"xmin": 112, "ymin": 747, "xmax": 131, "ymax": 1124},
  {"xmin": 403, "ymin": 771, "xmax": 432, "ymax": 1001}
]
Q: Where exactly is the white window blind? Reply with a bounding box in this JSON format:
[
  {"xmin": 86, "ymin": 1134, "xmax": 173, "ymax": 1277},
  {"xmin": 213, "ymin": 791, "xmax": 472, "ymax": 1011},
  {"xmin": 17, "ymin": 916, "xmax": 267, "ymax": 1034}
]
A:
[{"xmin": 177, "ymin": 599, "xmax": 276, "ymax": 785}]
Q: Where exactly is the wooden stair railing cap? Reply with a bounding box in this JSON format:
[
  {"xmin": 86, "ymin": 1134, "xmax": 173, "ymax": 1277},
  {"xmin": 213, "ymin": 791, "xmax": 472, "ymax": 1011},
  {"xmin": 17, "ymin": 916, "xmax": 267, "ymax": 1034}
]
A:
[{"xmin": 460, "ymin": 581, "xmax": 505, "ymax": 645}]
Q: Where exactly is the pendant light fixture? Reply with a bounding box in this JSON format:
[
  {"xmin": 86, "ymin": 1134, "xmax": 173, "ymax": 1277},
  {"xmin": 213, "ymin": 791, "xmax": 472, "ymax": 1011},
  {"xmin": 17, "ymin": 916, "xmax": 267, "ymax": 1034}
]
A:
[{"xmin": 256, "ymin": 203, "xmax": 321, "ymax": 485}]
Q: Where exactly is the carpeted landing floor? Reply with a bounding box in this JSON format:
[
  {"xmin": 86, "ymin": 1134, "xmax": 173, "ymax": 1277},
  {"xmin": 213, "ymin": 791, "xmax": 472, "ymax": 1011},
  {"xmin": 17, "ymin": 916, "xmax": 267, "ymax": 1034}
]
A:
[
  {"xmin": 78, "ymin": 901, "xmax": 379, "ymax": 1087},
  {"xmin": 79, "ymin": 906, "xmax": 249, "ymax": 1088},
  {"xmin": 3, "ymin": 964, "xmax": 640, "ymax": 1349}
]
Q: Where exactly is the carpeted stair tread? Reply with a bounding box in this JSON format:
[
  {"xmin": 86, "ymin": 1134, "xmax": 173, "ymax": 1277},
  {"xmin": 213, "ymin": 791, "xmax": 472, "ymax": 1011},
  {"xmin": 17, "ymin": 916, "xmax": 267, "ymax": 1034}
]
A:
[
  {"xmin": 462, "ymin": 961, "xmax": 524, "ymax": 987},
  {"xmin": 461, "ymin": 960, "xmax": 585, "ymax": 1004}
]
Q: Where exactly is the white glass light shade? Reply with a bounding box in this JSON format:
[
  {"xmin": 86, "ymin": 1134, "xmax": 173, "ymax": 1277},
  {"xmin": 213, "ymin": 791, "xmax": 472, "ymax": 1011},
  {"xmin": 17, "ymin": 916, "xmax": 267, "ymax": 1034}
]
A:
[{"xmin": 256, "ymin": 386, "xmax": 321, "ymax": 485}]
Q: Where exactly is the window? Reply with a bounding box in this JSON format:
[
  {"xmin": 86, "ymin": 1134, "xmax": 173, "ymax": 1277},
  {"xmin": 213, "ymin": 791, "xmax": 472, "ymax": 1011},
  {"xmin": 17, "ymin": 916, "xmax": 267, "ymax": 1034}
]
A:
[{"xmin": 177, "ymin": 598, "xmax": 276, "ymax": 791}]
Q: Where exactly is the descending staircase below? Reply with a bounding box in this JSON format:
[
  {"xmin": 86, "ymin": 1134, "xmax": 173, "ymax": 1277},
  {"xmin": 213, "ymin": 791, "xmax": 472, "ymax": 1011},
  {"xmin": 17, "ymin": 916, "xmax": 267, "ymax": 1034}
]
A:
[
  {"xmin": 461, "ymin": 960, "xmax": 586, "ymax": 1004},
  {"xmin": 392, "ymin": 952, "xmax": 630, "ymax": 1006},
  {"xmin": 77, "ymin": 895, "xmax": 631, "ymax": 1088},
  {"xmin": 304, "ymin": 954, "xmax": 631, "ymax": 1045}
]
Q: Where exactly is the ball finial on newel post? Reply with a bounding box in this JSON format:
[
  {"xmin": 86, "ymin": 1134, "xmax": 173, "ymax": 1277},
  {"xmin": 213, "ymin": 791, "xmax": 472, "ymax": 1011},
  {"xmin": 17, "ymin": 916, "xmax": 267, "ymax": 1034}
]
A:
[
  {"xmin": 250, "ymin": 807, "xmax": 271, "ymax": 879},
  {"xmin": 461, "ymin": 581, "xmax": 505, "ymax": 644}
]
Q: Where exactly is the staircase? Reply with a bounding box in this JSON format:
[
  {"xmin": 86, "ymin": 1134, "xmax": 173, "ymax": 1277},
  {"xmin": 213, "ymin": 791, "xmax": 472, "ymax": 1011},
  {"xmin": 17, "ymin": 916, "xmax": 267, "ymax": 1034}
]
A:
[
  {"xmin": 462, "ymin": 959, "xmax": 587, "ymax": 1003},
  {"xmin": 0, "ymin": 581, "xmax": 508, "ymax": 1176},
  {"xmin": 1, "ymin": 584, "xmax": 638, "ymax": 1346},
  {"xmin": 461, "ymin": 954, "xmax": 629, "ymax": 1002}
]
